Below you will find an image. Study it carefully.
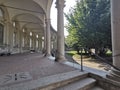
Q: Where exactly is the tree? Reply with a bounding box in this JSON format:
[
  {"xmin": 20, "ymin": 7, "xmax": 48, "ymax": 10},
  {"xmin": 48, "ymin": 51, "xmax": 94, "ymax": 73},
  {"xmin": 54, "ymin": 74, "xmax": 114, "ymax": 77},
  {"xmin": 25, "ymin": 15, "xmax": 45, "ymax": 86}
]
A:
[{"xmin": 65, "ymin": 0, "xmax": 111, "ymax": 55}]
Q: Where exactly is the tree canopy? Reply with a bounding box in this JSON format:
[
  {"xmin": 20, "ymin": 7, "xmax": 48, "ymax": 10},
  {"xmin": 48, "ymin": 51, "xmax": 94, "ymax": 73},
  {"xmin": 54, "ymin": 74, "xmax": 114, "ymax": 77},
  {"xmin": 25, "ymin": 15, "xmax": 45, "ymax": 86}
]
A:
[{"xmin": 65, "ymin": 0, "xmax": 111, "ymax": 54}]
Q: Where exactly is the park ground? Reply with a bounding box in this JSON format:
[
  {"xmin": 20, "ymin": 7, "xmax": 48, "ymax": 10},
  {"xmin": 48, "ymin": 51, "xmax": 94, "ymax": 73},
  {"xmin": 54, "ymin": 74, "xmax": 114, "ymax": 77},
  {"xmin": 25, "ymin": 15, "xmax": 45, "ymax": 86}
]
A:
[{"xmin": 66, "ymin": 51, "xmax": 111, "ymax": 71}]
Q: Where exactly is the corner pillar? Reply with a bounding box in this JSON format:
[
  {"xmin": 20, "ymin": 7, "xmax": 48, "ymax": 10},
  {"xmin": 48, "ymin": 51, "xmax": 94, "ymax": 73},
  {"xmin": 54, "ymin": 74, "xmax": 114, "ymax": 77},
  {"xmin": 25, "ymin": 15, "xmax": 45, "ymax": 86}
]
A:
[
  {"xmin": 107, "ymin": 0, "xmax": 120, "ymax": 82},
  {"xmin": 55, "ymin": 0, "xmax": 66, "ymax": 62}
]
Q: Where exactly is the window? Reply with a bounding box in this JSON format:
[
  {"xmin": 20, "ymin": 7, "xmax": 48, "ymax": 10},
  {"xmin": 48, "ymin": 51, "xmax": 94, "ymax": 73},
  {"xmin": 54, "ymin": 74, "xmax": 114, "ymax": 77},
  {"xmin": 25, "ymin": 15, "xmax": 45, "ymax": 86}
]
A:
[
  {"xmin": 30, "ymin": 32, "xmax": 32, "ymax": 36},
  {"xmin": 42, "ymin": 36, "xmax": 44, "ymax": 40},
  {"xmin": 13, "ymin": 22, "xmax": 16, "ymax": 27},
  {"xmin": 36, "ymin": 35, "xmax": 38, "ymax": 38},
  {"xmin": 23, "ymin": 29, "xmax": 25, "ymax": 32},
  {"xmin": 0, "ymin": 24, "xmax": 3, "ymax": 45}
]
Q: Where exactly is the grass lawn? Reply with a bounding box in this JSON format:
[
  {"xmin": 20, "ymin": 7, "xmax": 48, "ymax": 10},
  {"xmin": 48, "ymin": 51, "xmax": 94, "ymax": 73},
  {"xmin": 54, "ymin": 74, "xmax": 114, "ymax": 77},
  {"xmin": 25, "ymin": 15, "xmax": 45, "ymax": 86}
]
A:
[
  {"xmin": 66, "ymin": 51, "xmax": 78, "ymax": 56},
  {"xmin": 106, "ymin": 50, "xmax": 112, "ymax": 56}
]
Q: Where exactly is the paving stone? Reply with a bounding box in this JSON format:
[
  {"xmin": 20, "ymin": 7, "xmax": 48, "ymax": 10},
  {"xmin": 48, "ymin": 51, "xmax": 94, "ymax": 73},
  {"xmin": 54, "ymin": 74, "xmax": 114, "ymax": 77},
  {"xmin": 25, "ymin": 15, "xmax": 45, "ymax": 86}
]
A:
[
  {"xmin": 0, "ymin": 72, "xmax": 32, "ymax": 86},
  {"xmin": 0, "ymin": 53, "xmax": 76, "ymax": 88}
]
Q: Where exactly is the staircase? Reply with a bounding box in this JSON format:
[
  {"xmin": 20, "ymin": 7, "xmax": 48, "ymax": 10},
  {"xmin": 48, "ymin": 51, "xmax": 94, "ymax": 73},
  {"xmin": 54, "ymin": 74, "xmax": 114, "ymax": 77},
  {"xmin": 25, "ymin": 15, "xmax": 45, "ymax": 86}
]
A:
[
  {"xmin": 55, "ymin": 78, "xmax": 103, "ymax": 90},
  {"xmin": 0, "ymin": 70, "xmax": 104, "ymax": 90},
  {"xmin": 38, "ymin": 70, "xmax": 104, "ymax": 90}
]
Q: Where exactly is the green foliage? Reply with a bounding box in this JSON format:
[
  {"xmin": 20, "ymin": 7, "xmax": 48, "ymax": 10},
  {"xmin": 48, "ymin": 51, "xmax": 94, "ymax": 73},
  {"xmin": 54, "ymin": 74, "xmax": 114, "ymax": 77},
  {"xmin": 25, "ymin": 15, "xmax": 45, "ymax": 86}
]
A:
[{"xmin": 65, "ymin": 0, "xmax": 111, "ymax": 52}]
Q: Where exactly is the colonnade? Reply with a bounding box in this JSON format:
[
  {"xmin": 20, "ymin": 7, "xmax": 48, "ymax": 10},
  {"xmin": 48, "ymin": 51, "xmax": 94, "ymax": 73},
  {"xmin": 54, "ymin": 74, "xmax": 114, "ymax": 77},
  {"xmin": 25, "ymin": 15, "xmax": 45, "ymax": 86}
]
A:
[{"xmin": 44, "ymin": 0, "xmax": 66, "ymax": 62}]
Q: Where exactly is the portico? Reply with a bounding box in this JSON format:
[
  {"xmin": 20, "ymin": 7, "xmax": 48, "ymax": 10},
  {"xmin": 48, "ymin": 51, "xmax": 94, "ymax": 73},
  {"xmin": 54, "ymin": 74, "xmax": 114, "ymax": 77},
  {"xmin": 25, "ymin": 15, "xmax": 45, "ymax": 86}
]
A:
[
  {"xmin": 0, "ymin": 0, "xmax": 66, "ymax": 61},
  {"xmin": 0, "ymin": 1, "xmax": 46, "ymax": 53},
  {"xmin": 0, "ymin": 0, "xmax": 120, "ymax": 87}
]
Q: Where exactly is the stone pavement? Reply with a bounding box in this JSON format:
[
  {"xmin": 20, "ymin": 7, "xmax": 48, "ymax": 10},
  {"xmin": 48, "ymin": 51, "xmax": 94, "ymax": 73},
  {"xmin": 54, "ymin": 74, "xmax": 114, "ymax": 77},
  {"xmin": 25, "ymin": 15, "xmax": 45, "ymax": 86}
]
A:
[{"xmin": 0, "ymin": 53, "xmax": 77, "ymax": 87}]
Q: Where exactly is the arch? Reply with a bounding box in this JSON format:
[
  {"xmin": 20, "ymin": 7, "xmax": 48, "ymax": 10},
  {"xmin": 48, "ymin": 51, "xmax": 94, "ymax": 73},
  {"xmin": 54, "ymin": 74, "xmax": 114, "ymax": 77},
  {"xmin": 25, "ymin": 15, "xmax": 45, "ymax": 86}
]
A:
[
  {"xmin": 11, "ymin": 13, "xmax": 44, "ymax": 37},
  {"xmin": 12, "ymin": 13, "xmax": 43, "ymax": 23},
  {"xmin": 33, "ymin": 0, "xmax": 49, "ymax": 13},
  {"xmin": 12, "ymin": 13, "xmax": 44, "ymax": 35}
]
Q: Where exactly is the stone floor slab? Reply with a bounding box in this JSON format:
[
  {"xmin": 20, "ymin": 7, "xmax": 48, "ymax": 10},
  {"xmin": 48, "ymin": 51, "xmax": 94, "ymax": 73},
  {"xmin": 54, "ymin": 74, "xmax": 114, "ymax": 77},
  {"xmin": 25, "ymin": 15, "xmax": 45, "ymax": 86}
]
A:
[{"xmin": 0, "ymin": 72, "xmax": 32, "ymax": 86}]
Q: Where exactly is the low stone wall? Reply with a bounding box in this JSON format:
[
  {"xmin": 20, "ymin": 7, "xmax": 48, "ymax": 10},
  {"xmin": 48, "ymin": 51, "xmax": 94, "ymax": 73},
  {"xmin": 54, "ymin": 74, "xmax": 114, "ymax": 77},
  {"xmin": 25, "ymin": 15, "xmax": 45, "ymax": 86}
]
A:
[{"xmin": 89, "ymin": 73, "xmax": 120, "ymax": 90}]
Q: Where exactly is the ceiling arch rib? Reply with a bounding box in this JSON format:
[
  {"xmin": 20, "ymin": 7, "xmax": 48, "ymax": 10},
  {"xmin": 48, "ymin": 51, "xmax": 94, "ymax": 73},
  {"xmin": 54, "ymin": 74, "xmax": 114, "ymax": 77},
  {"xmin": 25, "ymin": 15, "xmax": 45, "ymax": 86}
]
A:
[
  {"xmin": 24, "ymin": 23, "xmax": 44, "ymax": 33},
  {"xmin": 13, "ymin": 13, "xmax": 43, "ymax": 24},
  {"xmin": 33, "ymin": 0, "xmax": 49, "ymax": 14},
  {"xmin": 33, "ymin": 0, "xmax": 53, "ymax": 18}
]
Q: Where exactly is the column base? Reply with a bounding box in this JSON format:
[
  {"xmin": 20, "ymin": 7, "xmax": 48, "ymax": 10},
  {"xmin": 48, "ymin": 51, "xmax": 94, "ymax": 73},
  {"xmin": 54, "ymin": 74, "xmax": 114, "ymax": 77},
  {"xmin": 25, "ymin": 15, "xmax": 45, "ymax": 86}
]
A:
[
  {"xmin": 44, "ymin": 53, "xmax": 51, "ymax": 57},
  {"xmin": 106, "ymin": 68, "xmax": 120, "ymax": 82},
  {"xmin": 55, "ymin": 56, "xmax": 67, "ymax": 62}
]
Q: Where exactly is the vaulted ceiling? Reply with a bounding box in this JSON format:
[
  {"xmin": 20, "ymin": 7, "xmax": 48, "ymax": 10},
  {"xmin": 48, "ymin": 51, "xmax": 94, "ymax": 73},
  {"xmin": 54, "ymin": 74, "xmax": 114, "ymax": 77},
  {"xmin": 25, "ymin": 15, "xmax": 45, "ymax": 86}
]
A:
[{"xmin": 0, "ymin": 0, "xmax": 53, "ymax": 36}]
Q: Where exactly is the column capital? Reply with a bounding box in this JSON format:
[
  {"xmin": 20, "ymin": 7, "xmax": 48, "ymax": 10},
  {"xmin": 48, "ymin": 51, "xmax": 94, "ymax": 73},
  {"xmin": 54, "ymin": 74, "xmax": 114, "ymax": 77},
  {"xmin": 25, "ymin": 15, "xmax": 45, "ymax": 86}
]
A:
[
  {"xmin": 56, "ymin": 0, "xmax": 65, "ymax": 9},
  {"xmin": 45, "ymin": 19, "xmax": 51, "ymax": 26},
  {"xmin": 45, "ymin": 18, "xmax": 51, "ymax": 22}
]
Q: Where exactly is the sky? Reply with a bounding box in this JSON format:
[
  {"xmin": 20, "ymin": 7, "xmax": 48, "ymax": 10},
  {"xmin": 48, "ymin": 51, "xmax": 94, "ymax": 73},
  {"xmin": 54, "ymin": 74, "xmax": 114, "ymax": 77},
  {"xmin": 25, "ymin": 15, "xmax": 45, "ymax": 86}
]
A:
[{"xmin": 51, "ymin": 0, "xmax": 76, "ymax": 36}]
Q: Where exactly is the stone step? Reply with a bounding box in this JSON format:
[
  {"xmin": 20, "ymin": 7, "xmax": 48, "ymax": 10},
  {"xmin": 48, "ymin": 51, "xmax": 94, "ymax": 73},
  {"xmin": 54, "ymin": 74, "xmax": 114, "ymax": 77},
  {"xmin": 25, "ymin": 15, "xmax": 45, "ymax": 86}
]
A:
[
  {"xmin": 38, "ymin": 70, "xmax": 88, "ymax": 90},
  {"xmin": 0, "ymin": 70, "xmax": 89, "ymax": 90},
  {"xmin": 90, "ymin": 86, "xmax": 104, "ymax": 90},
  {"xmin": 54, "ymin": 78, "xmax": 96, "ymax": 90},
  {"xmin": 107, "ymin": 71, "xmax": 120, "ymax": 82}
]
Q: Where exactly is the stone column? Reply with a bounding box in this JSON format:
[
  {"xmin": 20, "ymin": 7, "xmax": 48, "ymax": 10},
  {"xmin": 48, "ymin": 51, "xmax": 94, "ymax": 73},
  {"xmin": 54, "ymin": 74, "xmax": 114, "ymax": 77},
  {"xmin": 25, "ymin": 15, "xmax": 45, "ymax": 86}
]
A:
[
  {"xmin": 31, "ymin": 35, "xmax": 33, "ymax": 49},
  {"xmin": 8, "ymin": 22, "xmax": 14, "ymax": 52},
  {"xmin": 35, "ymin": 37, "xmax": 37, "ymax": 51},
  {"xmin": 40, "ymin": 36, "xmax": 43, "ymax": 51},
  {"xmin": 26, "ymin": 32, "xmax": 30, "ymax": 50},
  {"xmin": 4, "ymin": 21, "xmax": 12, "ymax": 53},
  {"xmin": 53, "ymin": 35, "xmax": 57, "ymax": 50},
  {"xmin": 32, "ymin": 34, "xmax": 36, "ymax": 50},
  {"xmin": 24, "ymin": 32, "xmax": 27, "ymax": 49},
  {"xmin": 107, "ymin": 0, "xmax": 120, "ymax": 82},
  {"xmin": 45, "ymin": 19, "xmax": 51, "ymax": 56},
  {"xmin": 27, "ymin": 33, "xmax": 30, "ymax": 50},
  {"xmin": 4, "ymin": 21, "xmax": 9, "ymax": 45},
  {"xmin": 55, "ymin": 0, "xmax": 66, "ymax": 62},
  {"xmin": 15, "ymin": 22, "xmax": 21, "ymax": 53},
  {"xmin": 43, "ymin": 23, "xmax": 46, "ymax": 53},
  {"xmin": 19, "ymin": 30, "xmax": 22, "ymax": 53},
  {"xmin": 38, "ymin": 37, "xmax": 42, "ymax": 51}
]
